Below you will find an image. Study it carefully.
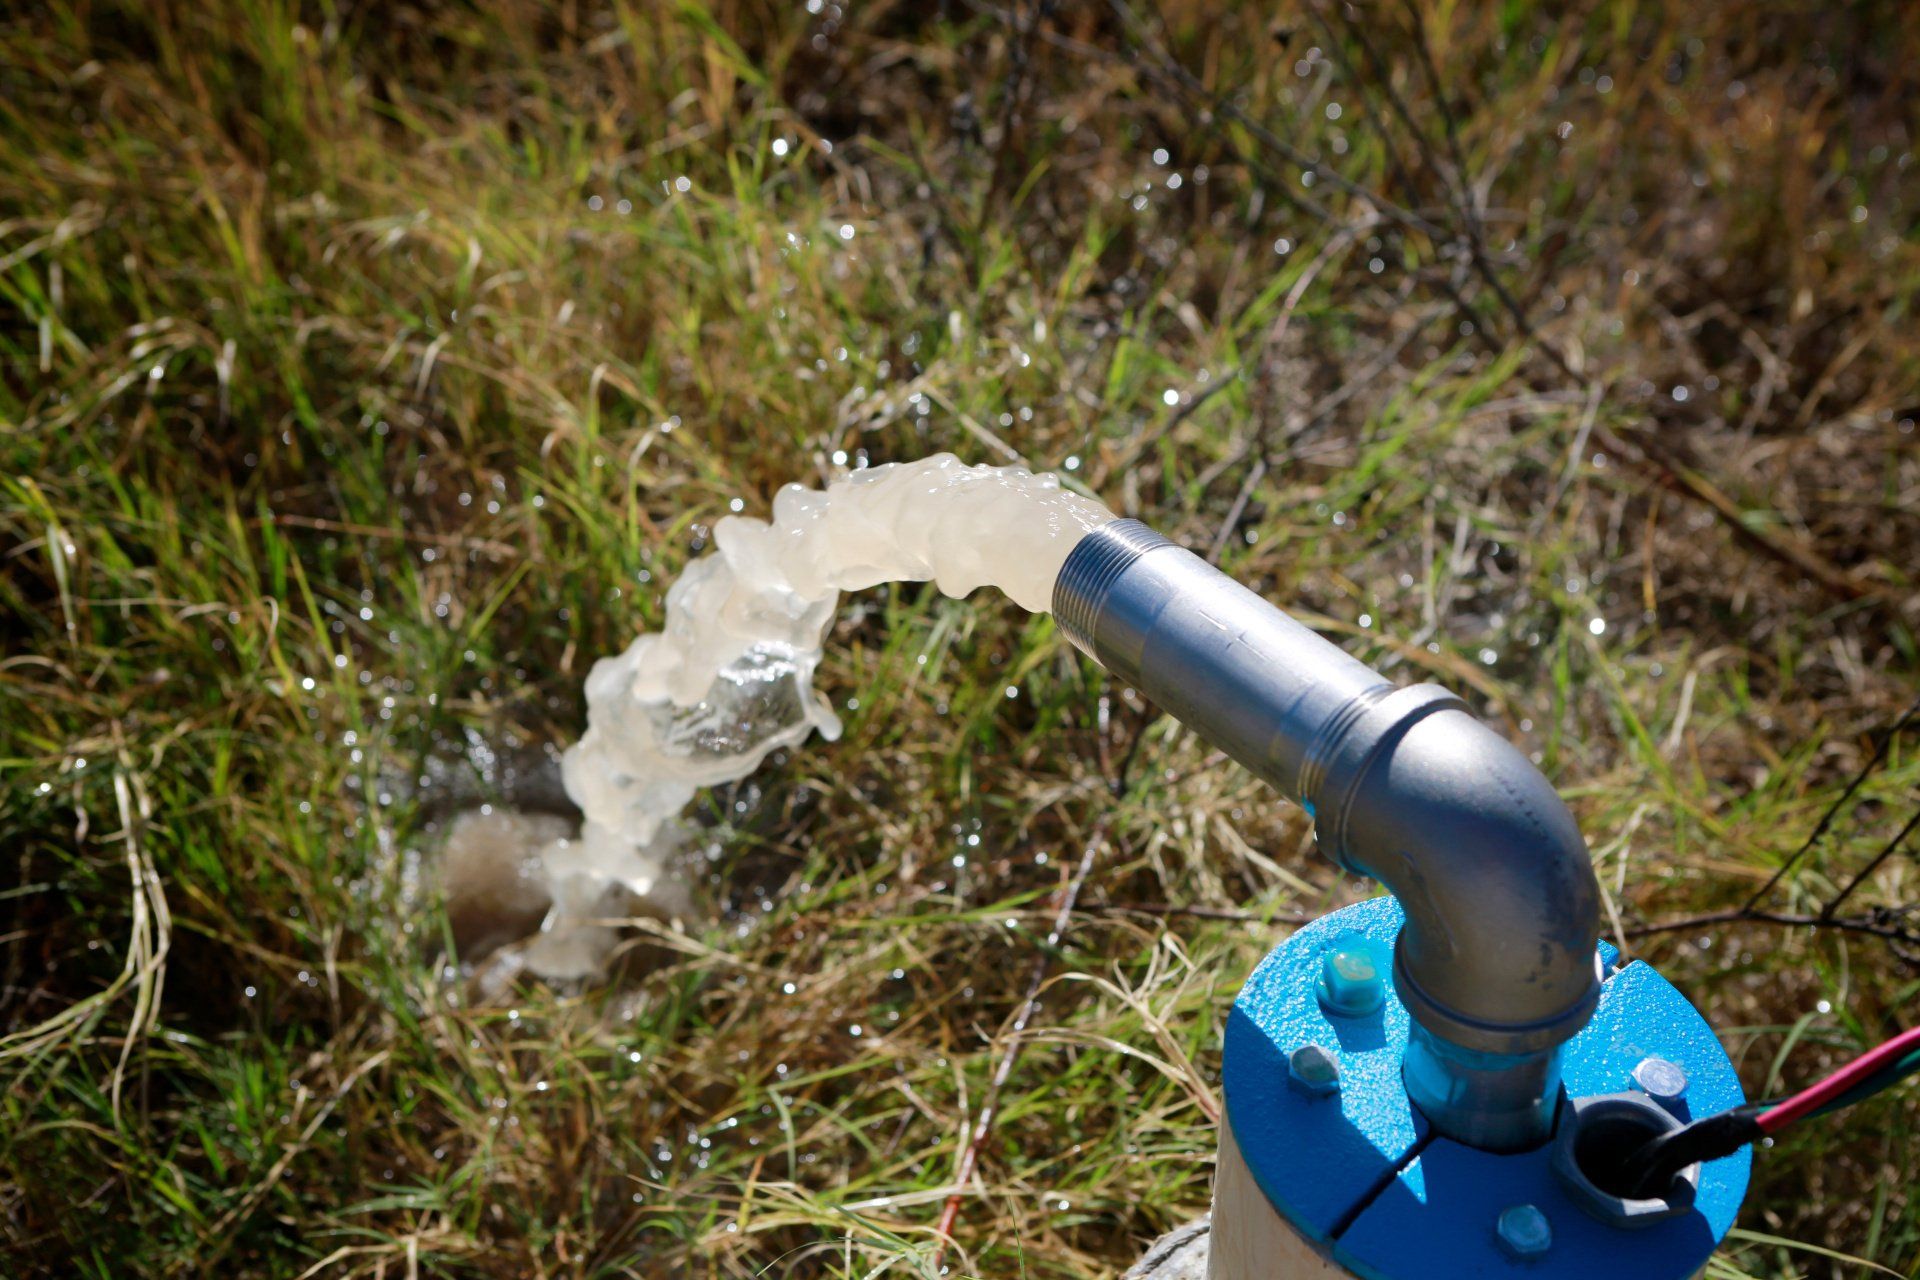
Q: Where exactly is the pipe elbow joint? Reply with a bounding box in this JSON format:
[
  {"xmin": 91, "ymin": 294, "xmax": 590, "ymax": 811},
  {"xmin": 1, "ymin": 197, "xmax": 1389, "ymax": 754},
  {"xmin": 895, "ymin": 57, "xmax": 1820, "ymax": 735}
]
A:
[
  {"xmin": 1310, "ymin": 695, "xmax": 1603, "ymax": 1057},
  {"xmin": 1054, "ymin": 519, "xmax": 1604, "ymax": 1146}
]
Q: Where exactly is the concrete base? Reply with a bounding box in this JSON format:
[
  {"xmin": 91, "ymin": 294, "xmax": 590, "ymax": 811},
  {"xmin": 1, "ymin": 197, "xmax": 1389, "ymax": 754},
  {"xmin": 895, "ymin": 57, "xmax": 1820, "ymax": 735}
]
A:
[{"xmin": 1124, "ymin": 1217, "xmax": 1210, "ymax": 1280}]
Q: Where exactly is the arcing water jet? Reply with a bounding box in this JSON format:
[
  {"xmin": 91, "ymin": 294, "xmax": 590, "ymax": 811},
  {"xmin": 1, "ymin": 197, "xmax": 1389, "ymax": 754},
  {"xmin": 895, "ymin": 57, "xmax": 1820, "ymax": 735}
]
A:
[{"xmin": 457, "ymin": 454, "xmax": 1113, "ymax": 979}]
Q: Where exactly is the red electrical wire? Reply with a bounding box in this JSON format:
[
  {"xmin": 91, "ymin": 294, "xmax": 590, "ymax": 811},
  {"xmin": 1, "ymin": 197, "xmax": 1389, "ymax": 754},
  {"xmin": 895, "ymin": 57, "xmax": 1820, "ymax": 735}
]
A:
[{"xmin": 1755, "ymin": 1024, "xmax": 1920, "ymax": 1134}]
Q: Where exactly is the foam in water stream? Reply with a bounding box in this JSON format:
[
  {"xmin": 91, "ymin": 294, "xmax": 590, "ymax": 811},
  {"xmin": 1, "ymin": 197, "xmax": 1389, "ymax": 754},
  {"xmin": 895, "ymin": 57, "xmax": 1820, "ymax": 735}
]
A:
[{"xmin": 496, "ymin": 454, "xmax": 1115, "ymax": 979}]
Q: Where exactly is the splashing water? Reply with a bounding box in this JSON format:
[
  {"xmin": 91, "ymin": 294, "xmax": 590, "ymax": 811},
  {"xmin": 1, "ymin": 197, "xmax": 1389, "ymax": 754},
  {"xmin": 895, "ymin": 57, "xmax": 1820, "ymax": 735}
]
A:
[{"xmin": 470, "ymin": 453, "xmax": 1115, "ymax": 979}]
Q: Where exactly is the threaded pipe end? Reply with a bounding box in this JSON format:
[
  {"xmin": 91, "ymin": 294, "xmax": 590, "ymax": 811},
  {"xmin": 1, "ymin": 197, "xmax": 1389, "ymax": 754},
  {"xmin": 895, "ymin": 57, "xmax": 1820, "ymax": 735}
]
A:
[{"xmin": 1051, "ymin": 519, "xmax": 1172, "ymax": 654}]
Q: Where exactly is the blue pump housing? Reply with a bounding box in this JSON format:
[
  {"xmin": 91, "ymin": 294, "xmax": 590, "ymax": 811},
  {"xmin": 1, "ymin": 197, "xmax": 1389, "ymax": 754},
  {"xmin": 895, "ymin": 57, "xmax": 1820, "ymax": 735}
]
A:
[{"xmin": 1223, "ymin": 897, "xmax": 1750, "ymax": 1279}]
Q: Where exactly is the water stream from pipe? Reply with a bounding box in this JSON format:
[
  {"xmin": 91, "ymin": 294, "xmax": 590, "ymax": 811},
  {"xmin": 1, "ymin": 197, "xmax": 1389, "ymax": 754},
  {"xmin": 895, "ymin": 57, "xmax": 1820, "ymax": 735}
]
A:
[{"xmin": 441, "ymin": 453, "xmax": 1114, "ymax": 980}]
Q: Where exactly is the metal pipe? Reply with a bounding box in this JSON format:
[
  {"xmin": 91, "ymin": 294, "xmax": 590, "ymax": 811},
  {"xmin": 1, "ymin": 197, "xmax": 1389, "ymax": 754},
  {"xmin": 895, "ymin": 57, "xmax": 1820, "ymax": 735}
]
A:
[{"xmin": 1054, "ymin": 519, "xmax": 1602, "ymax": 1151}]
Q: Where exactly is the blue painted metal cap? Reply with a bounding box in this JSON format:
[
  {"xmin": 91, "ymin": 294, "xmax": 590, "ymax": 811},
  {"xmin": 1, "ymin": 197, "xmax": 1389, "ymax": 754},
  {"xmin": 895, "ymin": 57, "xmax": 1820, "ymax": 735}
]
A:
[{"xmin": 1222, "ymin": 897, "xmax": 1750, "ymax": 1280}]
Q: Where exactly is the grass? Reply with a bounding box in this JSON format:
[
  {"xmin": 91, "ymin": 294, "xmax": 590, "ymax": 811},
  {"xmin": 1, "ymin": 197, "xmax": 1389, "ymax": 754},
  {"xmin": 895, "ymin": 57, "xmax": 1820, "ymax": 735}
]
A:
[{"xmin": 2, "ymin": 1, "xmax": 1918, "ymax": 1276}]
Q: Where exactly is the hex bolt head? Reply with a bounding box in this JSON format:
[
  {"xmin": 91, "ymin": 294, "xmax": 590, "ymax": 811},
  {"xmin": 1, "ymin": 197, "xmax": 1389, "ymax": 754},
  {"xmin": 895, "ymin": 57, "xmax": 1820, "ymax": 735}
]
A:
[
  {"xmin": 1316, "ymin": 934, "xmax": 1386, "ymax": 1018},
  {"xmin": 1494, "ymin": 1204, "xmax": 1552, "ymax": 1262},
  {"xmin": 1631, "ymin": 1056, "xmax": 1689, "ymax": 1105},
  {"xmin": 1287, "ymin": 1043, "xmax": 1342, "ymax": 1097}
]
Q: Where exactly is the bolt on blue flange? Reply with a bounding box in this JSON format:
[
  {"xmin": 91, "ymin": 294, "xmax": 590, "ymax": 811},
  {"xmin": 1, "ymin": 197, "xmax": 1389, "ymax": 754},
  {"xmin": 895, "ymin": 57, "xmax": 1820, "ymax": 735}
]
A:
[
  {"xmin": 1289, "ymin": 1043, "xmax": 1343, "ymax": 1097},
  {"xmin": 1317, "ymin": 933, "xmax": 1388, "ymax": 1018}
]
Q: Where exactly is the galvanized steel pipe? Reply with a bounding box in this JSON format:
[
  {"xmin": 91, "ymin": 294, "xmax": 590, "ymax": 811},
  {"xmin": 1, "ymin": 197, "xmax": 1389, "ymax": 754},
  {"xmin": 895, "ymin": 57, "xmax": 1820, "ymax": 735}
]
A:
[{"xmin": 1053, "ymin": 519, "xmax": 1603, "ymax": 1151}]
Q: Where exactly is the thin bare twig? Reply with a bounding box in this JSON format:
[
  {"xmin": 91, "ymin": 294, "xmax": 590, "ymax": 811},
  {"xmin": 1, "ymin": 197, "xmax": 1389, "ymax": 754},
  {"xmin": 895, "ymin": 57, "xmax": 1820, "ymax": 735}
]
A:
[
  {"xmin": 1207, "ymin": 302, "xmax": 1433, "ymax": 560},
  {"xmin": 1105, "ymin": 0, "xmax": 1430, "ymax": 235},
  {"xmin": 1396, "ymin": 0, "xmax": 1473, "ymax": 194},
  {"xmin": 1303, "ymin": 0, "xmax": 1577, "ymax": 385},
  {"xmin": 1080, "ymin": 900, "xmax": 1310, "ymax": 926},
  {"xmin": 1626, "ymin": 907, "xmax": 1920, "ymax": 953},
  {"xmin": 1106, "ymin": 366, "xmax": 1243, "ymax": 479},
  {"xmin": 1821, "ymin": 806, "xmax": 1920, "ymax": 922},
  {"xmin": 928, "ymin": 814, "xmax": 1111, "ymax": 1264},
  {"xmin": 1741, "ymin": 693, "xmax": 1920, "ymax": 912},
  {"xmin": 928, "ymin": 673, "xmax": 1169, "ymax": 1261},
  {"xmin": 1207, "ymin": 456, "xmax": 1268, "ymax": 565},
  {"xmin": 1600, "ymin": 420, "xmax": 1884, "ymax": 604}
]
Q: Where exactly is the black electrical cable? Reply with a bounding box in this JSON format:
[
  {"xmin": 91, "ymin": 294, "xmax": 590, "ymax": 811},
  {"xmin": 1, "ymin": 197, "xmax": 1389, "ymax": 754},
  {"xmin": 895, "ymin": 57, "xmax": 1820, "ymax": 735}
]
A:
[
  {"xmin": 1617, "ymin": 1026, "xmax": 1920, "ymax": 1200},
  {"xmin": 1618, "ymin": 1104, "xmax": 1765, "ymax": 1200}
]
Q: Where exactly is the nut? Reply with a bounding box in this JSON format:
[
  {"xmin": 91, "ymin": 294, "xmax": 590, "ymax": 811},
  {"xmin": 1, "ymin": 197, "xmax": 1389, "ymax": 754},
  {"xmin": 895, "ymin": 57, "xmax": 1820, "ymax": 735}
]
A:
[
  {"xmin": 1287, "ymin": 1042, "xmax": 1341, "ymax": 1097},
  {"xmin": 1552, "ymin": 1092, "xmax": 1699, "ymax": 1229},
  {"xmin": 1494, "ymin": 1204, "xmax": 1552, "ymax": 1261}
]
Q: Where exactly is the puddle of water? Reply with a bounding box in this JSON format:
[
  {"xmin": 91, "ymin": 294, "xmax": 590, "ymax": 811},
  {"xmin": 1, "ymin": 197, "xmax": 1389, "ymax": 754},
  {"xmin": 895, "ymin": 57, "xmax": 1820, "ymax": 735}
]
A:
[{"xmin": 437, "ymin": 807, "xmax": 570, "ymax": 959}]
